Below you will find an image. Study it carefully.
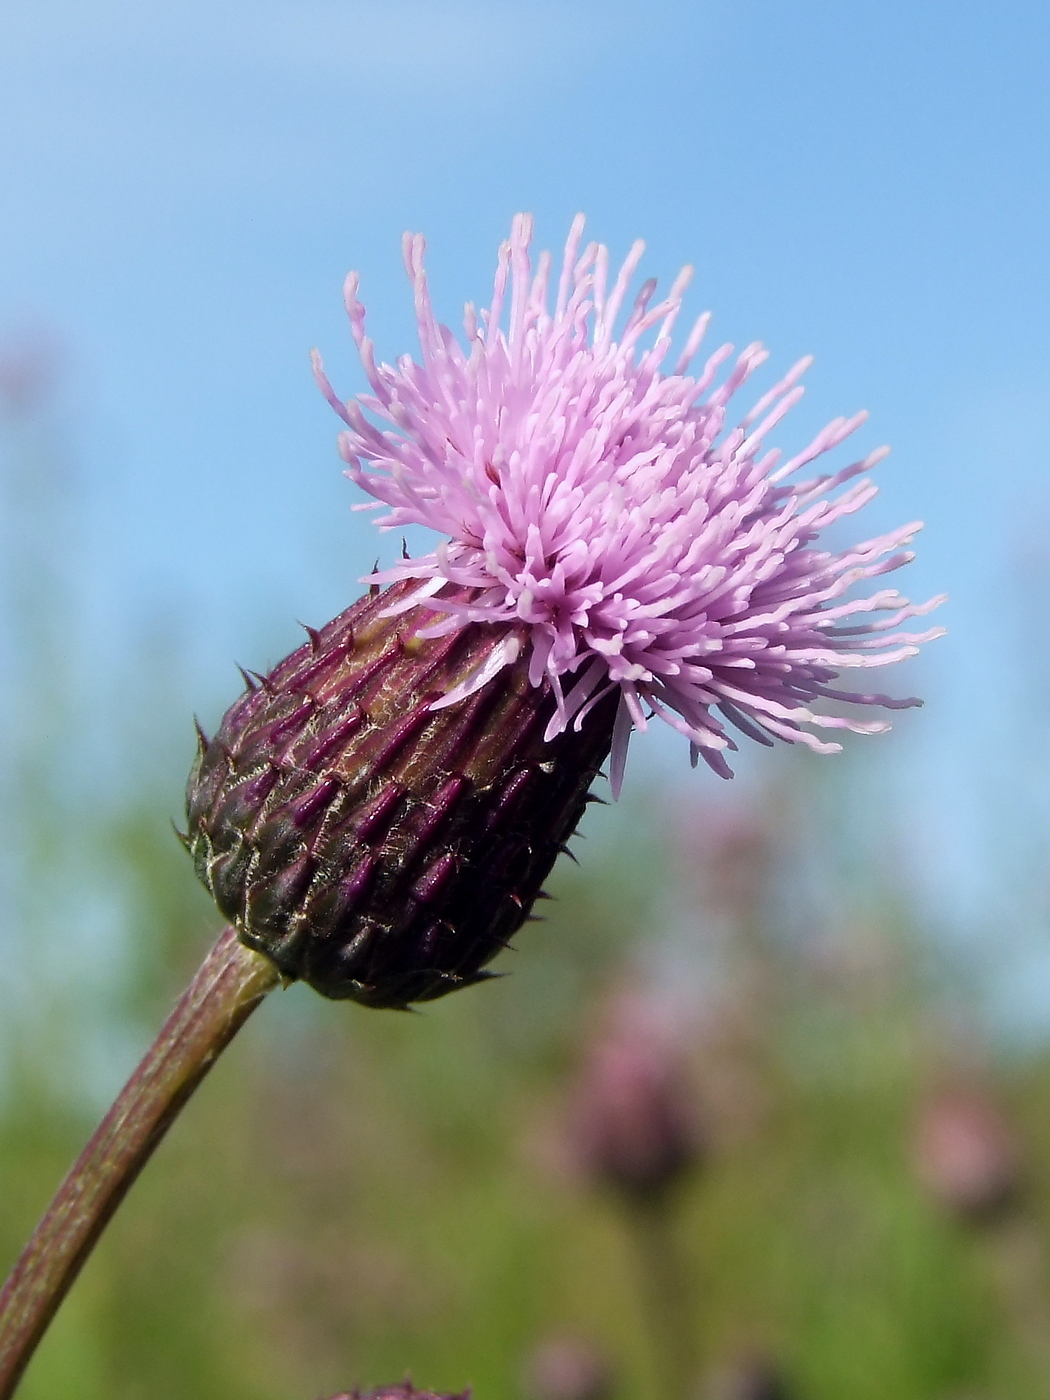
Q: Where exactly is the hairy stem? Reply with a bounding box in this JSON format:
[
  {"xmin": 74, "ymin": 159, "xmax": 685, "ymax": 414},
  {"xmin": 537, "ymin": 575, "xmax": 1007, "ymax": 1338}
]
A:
[{"xmin": 0, "ymin": 926, "xmax": 280, "ymax": 1399}]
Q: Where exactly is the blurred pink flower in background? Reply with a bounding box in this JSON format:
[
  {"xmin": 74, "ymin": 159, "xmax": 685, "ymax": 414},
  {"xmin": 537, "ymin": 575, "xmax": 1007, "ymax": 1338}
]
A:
[
  {"xmin": 703, "ymin": 1354, "xmax": 791, "ymax": 1400},
  {"xmin": 914, "ymin": 1086, "xmax": 1022, "ymax": 1222},
  {"xmin": 568, "ymin": 992, "xmax": 704, "ymax": 1202},
  {"xmin": 524, "ymin": 1336, "xmax": 614, "ymax": 1400},
  {"xmin": 0, "ymin": 330, "xmax": 62, "ymax": 422}
]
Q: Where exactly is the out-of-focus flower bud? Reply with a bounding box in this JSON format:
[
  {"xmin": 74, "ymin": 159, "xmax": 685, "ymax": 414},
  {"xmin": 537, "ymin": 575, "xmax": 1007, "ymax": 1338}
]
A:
[
  {"xmin": 685, "ymin": 805, "xmax": 776, "ymax": 932},
  {"xmin": 569, "ymin": 995, "xmax": 702, "ymax": 1202},
  {"xmin": 327, "ymin": 1385, "xmax": 469, "ymax": 1400},
  {"xmin": 914, "ymin": 1087, "xmax": 1022, "ymax": 1223},
  {"xmin": 524, "ymin": 1337, "xmax": 614, "ymax": 1400},
  {"xmin": 0, "ymin": 332, "xmax": 60, "ymax": 420},
  {"xmin": 703, "ymin": 1355, "xmax": 791, "ymax": 1400}
]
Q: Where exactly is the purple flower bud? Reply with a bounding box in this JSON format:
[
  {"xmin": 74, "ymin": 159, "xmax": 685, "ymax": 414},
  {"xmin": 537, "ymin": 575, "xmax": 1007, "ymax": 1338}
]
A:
[
  {"xmin": 569, "ymin": 996, "xmax": 702, "ymax": 1201},
  {"xmin": 704, "ymin": 1356, "xmax": 791, "ymax": 1400},
  {"xmin": 186, "ymin": 583, "xmax": 617, "ymax": 1007}
]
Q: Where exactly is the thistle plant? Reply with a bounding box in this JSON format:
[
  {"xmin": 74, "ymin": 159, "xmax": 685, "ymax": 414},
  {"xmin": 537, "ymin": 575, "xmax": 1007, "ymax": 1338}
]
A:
[{"xmin": 0, "ymin": 216, "xmax": 942, "ymax": 1396}]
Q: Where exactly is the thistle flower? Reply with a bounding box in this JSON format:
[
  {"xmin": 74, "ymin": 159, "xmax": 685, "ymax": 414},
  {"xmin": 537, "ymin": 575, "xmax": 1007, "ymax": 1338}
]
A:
[
  {"xmin": 185, "ymin": 215, "xmax": 943, "ymax": 1009},
  {"xmin": 315, "ymin": 213, "xmax": 944, "ymax": 789}
]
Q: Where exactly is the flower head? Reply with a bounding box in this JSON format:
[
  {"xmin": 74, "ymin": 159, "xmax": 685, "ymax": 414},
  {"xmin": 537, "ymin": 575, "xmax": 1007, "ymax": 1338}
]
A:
[
  {"xmin": 184, "ymin": 218, "xmax": 943, "ymax": 1011},
  {"xmin": 315, "ymin": 214, "xmax": 943, "ymax": 794}
]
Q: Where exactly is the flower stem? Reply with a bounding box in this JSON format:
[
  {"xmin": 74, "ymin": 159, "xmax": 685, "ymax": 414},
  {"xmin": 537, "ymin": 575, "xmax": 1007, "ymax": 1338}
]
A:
[
  {"xmin": 625, "ymin": 1193, "xmax": 698, "ymax": 1400},
  {"xmin": 0, "ymin": 926, "xmax": 280, "ymax": 1399}
]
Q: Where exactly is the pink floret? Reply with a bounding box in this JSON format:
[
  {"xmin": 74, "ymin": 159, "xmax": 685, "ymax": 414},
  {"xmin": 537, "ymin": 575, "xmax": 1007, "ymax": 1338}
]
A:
[{"xmin": 313, "ymin": 215, "xmax": 944, "ymax": 795}]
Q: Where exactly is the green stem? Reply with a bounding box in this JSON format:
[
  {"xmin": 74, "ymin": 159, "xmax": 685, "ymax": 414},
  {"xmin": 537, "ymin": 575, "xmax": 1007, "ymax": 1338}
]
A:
[
  {"xmin": 0, "ymin": 926, "xmax": 280, "ymax": 1399},
  {"xmin": 985, "ymin": 1212, "xmax": 1050, "ymax": 1381},
  {"xmin": 626, "ymin": 1192, "xmax": 697, "ymax": 1400}
]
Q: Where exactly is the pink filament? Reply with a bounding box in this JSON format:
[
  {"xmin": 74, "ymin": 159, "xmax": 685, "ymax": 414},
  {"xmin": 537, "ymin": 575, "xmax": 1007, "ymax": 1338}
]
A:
[{"xmin": 313, "ymin": 215, "xmax": 944, "ymax": 785}]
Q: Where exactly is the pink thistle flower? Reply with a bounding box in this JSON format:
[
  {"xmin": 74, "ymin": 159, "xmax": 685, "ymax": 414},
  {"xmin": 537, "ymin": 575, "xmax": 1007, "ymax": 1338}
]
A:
[
  {"xmin": 314, "ymin": 214, "xmax": 944, "ymax": 795},
  {"xmin": 184, "ymin": 217, "xmax": 944, "ymax": 1009}
]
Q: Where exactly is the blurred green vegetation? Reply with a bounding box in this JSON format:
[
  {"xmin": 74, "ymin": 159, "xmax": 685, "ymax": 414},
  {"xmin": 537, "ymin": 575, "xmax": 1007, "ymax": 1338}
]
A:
[{"xmin": 4, "ymin": 343, "xmax": 1050, "ymax": 1400}]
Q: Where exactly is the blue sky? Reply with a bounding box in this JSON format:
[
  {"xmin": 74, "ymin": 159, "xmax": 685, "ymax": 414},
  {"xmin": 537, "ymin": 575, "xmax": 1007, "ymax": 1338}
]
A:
[{"xmin": 2, "ymin": 0, "xmax": 1050, "ymax": 1017}]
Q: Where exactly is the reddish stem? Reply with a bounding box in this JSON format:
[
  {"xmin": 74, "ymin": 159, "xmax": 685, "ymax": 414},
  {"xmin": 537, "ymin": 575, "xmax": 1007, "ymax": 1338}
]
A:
[{"xmin": 0, "ymin": 926, "xmax": 280, "ymax": 1398}]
